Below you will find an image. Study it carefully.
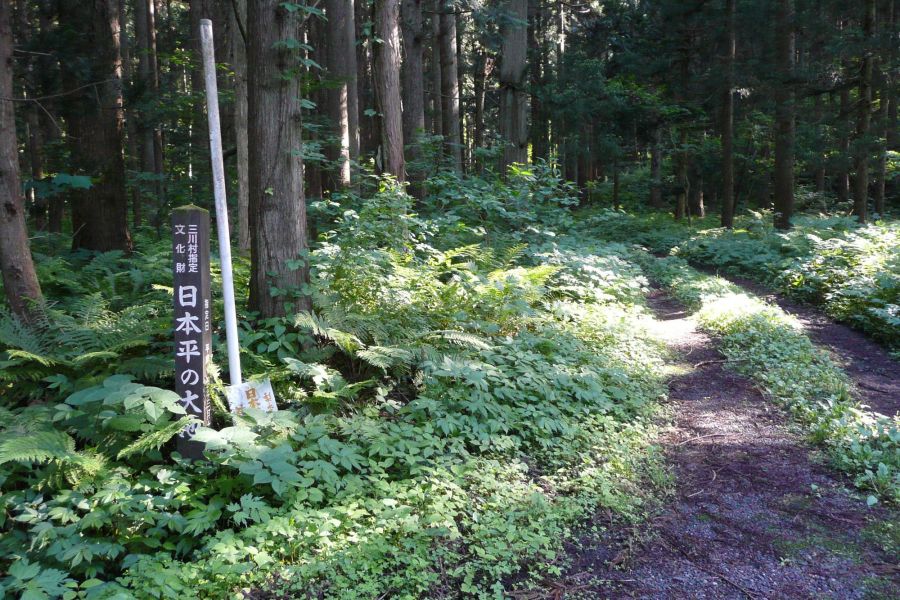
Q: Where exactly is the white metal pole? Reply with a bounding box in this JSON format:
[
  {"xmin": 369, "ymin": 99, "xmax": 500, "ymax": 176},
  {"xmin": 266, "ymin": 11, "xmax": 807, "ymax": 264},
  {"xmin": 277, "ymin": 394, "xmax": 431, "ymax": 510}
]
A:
[{"xmin": 200, "ymin": 19, "xmax": 242, "ymax": 386}]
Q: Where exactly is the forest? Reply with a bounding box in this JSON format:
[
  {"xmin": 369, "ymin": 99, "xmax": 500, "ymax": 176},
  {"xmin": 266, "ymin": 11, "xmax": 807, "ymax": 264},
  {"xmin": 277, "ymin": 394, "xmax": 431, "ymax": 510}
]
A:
[{"xmin": 0, "ymin": 0, "xmax": 898, "ymax": 597}]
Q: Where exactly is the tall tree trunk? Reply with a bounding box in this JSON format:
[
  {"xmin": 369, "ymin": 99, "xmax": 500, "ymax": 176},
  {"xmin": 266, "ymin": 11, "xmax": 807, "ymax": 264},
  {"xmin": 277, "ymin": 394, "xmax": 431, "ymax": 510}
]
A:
[
  {"xmin": 838, "ymin": 85, "xmax": 851, "ymax": 204},
  {"xmin": 650, "ymin": 127, "xmax": 663, "ymax": 207},
  {"xmin": 612, "ymin": 158, "xmax": 620, "ymax": 210},
  {"xmin": 456, "ymin": 16, "xmax": 467, "ymax": 171},
  {"xmin": 852, "ymin": 0, "xmax": 876, "ymax": 223},
  {"xmin": 135, "ymin": 0, "xmax": 164, "ymax": 225},
  {"xmin": 232, "ymin": 0, "xmax": 250, "ymax": 252},
  {"xmin": 690, "ymin": 172, "xmax": 705, "ymax": 217},
  {"xmin": 36, "ymin": 0, "xmax": 62, "ymax": 233},
  {"xmin": 189, "ymin": 0, "xmax": 212, "ymax": 204},
  {"xmin": 357, "ymin": 0, "xmax": 378, "ymax": 158},
  {"xmin": 675, "ymin": 130, "xmax": 688, "ymax": 221},
  {"xmin": 888, "ymin": 0, "xmax": 898, "ymax": 157},
  {"xmin": 59, "ymin": 0, "xmax": 131, "ymax": 251},
  {"xmin": 773, "ymin": 0, "xmax": 795, "ymax": 230},
  {"xmin": 327, "ymin": 0, "xmax": 357, "ymax": 189},
  {"xmin": 439, "ymin": 3, "xmax": 462, "ymax": 170},
  {"xmin": 499, "ymin": 0, "xmax": 528, "ymax": 173},
  {"xmin": 430, "ymin": 2, "xmax": 442, "ymax": 139},
  {"xmin": 875, "ymin": 0, "xmax": 895, "ymax": 214},
  {"xmin": 874, "ymin": 82, "xmax": 888, "ymax": 215},
  {"xmin": 473, "ymin": 48, "xmax": 490, "ymax": 173},
  {"xmin": 247, "ymin": 0, "xmax": 310, "ymax": 317},
  {"xmin": 346, "ymin": 2, "xmax": 360, "ymax": 164},
  {"xmin": 1, "ymin": 1, "xmax": 44, "ymax": 321},
  {"xmin": 555, "ymin": 1, "xmax": 567, "ymax": 171},
  {"xmin": 119, "ymin": 0, "xmax": 142, "ymax": 230},
  {"xmin": 814, "ymin": 93, "xmax": 826, "ymax": 192},
  {"xmin": 400, "ymin": 0, "xmax": 425, "ymax": 185},
  {"xmin": 15, "ymin": 0, "xmax": 47, "ymax": 231},
  {"xmin": 528, "ymin": 0, "xmax": 549, "ymax": 161},
  {"xmin": 375, "ymin": 0, "xmax": 406, "ymax": 180},
  {"xmin": 305, "ymin": 16, "xmax": 324, "ymax": 200},
  {"xmin": 720, "ymin": 0, "xmax": 735, "ymax": 228}
]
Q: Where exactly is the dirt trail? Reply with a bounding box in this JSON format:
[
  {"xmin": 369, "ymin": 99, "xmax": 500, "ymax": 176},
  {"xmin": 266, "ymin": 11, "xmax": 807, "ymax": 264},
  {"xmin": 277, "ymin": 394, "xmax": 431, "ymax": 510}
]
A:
[
  {"xmin": 700, "ymin": 269, "xmax": 899, "ymax": 417},
  {"xmin": 553, "ymin": 288, "xmax": 899, "ymax": 599}
]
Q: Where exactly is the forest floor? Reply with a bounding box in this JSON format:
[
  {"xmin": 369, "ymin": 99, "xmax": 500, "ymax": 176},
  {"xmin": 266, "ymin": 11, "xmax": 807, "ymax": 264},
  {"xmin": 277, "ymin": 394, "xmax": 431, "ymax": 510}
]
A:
[{"xmin": 544, "ymin": 284, "xmax": 900, "ymax": 599}]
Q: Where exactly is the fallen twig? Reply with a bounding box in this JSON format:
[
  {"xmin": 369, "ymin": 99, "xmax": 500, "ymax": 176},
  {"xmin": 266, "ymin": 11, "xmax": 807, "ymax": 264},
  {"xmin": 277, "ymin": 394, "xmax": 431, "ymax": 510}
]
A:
[
  {"xmin": 693, "ymin": 358, "xmax": 750, "ymax": 368},
  {"xmin": 857, "ymin": 381, "xmax": 896, "ymax": 394},
  {"xmin": 661, "ymin": 537, "xmax": 762, "ymax": 599}
]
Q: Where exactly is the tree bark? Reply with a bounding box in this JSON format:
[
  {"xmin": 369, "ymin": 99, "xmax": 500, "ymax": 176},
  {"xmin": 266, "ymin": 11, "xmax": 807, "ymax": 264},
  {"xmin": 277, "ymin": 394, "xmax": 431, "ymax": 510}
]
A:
[
  {"xmin": 118, "ymin": 0, "xmax": 142, "ymax": 230},
  {"xmin": 612, "ymin": 159, "xmax": 620, "ymax": 210},
  {"xmin": 875, "ymin": 0, "xmax": 895, "ymax": 215},
  {"xmin": 888, "ymin": 0, "xmax": 898, "ymax": 156},
  {"xmin": 1, "ymin": 0, "xmax": 44, "ymax": 321},
  {"xmin": 499, "ymin": 0, "xmax": 528, "ymax": 173},
  {"xmin": 58, "ymin": 0, "xmax": 131, "ymax": 252},
  {"xmin": 247, "ymin": 0, "xmax": 310, "ymax": 317},
  {"xmin": 35, "ymin": 0, "xmax": 62, "ymax": 233},
  {"xmin": 690, "ymin": 172, "xmax": 705, "ymax": 217},
  {"xmin": 675, "ymin": 130, "xmax": 688, "ymax": 221},
  {"xmin": 720, "ymin": 0, "xmax": 735, "ymax": 228},
  {"xmin": 852, "ymin": 0, "xmax": 876, "ymax": 223},
  {"xmin": 874, "ymin": 82, "xmax": 888, "ymax": 215},
  {"xmin": 232, "ymin": 0, "xmax": 250, "ymax": 252},
  {"xmin": 838, "ymin": 85, "xmax": 851, "ymax": 204},
  {"xmin": 773, "ymin": 0, "xmax": 795, "ymax": 230},
  {"xmin": 528, "ymin": 0, "xmax": 549, "ymax": 161},
  {"xmin": 456, "ymin": 16, "xmax": 466, "ymax": 170},
  {"xmin": 650, "ymin": 127, "xmax": 663, "ymax": 207},
  {"xmin": 473, "ymin": 48, "xmax": 491, "ymax": 173},
  {"xmin": 814, "ymin": 93, "xmax": 826, "ymax": 192},
  {"xmin": 375, "ymin": 0, "xmax": 406, "ymax": 180},
  {"xmin": 134, "ymin": 0, "xmax": 164, "ymax": 225},
  {"xmin": 327, "ymin": 0, "xmax": 357, "ymax": 188},
  {"xmin": 189, "ymin": 0, "xmax": 212, "ymax": 204},
  {"xmin": 430, "ymin": 1, "xmax": 442, "ymax": 138},
  {"xmin": 15, "ymin": 0, "xmax": 47, "ymax": 231},
  {"xmin": 400, "ymin": 0, "xmax": 425, "ymax": 184},
  {"xmin": 439, "ymin": 3, "xmax": 462, "ymax": 170},
  {"xmin": 357, "ymin": 0, "xmax": 378, "ymax": 158},
  {"xmin": 305, "ymin": 12, "xmax": 324, "ymax": 200}
]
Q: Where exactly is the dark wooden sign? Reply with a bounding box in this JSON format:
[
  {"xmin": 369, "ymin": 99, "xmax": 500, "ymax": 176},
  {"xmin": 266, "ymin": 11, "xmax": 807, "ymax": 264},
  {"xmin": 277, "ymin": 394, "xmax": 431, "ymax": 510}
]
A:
[{"xmin": 172, "ymin": 206, "xmax": 212, "ymax": 459}]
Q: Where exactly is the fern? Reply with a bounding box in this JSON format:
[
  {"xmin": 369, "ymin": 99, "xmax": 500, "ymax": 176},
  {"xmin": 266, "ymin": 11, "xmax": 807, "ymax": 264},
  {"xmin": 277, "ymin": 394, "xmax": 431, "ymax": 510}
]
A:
[
  {"xmin": 0, "ymin": 294, "xmax": 166, "ymax": 402},
  {"xmin": 356, "ymin": 346, "xmax": 415, "ymax": 371},
  {"xmin": 295, "ymin": 311, "xmax": 364, "ymax": 352},
  {"xmin": 117, "ymin": 416, "xmax": 201, "ymax": 460},
  {"xmin": 0, "ymin": 430, "xmax": 77, "ymax": 464},
  {"xmin": 424, "ymin": 330, "xmax": 491, "ymax": 350}
]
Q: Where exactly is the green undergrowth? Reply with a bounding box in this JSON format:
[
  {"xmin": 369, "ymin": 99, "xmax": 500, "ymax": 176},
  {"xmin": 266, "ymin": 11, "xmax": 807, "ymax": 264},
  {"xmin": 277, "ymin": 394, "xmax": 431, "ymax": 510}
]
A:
[
  {"xmin": 636, "ymin": 252, "xmax": 900, "ymax": 504},
  {"xmin": 674, "ymin": 215, "xmax": 900, "ymax": 351},
  {"xmin": 0, "ymin": 171, "xmax": 670, "ymax": 598},
  {"xmin": 583, "ymin": 210, "xmax": 900, "ymax": 351}
]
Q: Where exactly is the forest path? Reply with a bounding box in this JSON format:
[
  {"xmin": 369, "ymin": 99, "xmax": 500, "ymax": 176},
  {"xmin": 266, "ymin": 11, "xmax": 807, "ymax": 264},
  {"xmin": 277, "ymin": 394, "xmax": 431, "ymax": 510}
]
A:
[
  {"xmin": 553, "ymin": 288, "xmax": 899, "ymax": 599},
  {"xmin": 694, "ymin": 268, "xmax": 899, "ymax": 417}
]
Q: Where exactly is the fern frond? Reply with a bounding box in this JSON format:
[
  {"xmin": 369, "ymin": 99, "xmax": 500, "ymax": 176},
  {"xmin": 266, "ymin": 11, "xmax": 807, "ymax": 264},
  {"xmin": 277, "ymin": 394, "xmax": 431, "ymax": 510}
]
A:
[
  {"xmin": 3, "ymin": 349, "xmax": 64, "ymax": 368},
  {"xmin": 295, "ymin": 311, "xmax": 364, "ymax": 353},
  {"xmin": 497, "ymin": 243, "xmax": 528, "ymax": 269},
  {"xmin": 73, "ymin": 351, "xmax": 119, "ymax": 365},
  {"xmin": 0, "ymin": 430, "xmax": 77, "ymax": 464},
  {"xmin": 117, "ymin": 416, "xmax": 201, "ymax": 460},
  {"xmin": 356, "ymin": 346, "xmax": 415, "ymax": 371},
  {"xmin": 424, "ymin": 330, "xmax": 492, "ymax": 350}
]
